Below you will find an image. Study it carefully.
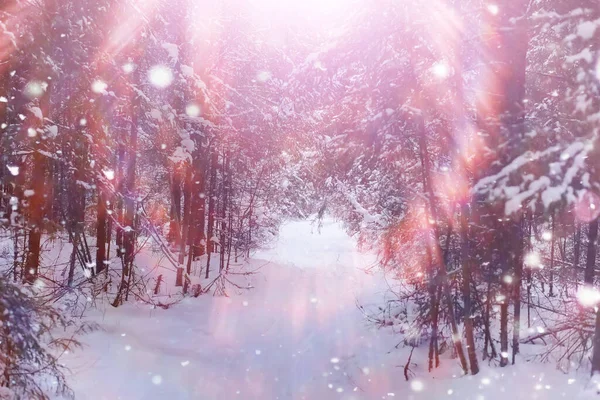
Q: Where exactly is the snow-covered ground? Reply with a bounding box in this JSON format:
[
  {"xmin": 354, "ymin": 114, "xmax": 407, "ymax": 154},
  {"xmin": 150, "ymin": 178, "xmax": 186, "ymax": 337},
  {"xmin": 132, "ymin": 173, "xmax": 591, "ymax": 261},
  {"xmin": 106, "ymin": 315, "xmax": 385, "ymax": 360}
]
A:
[{"xmin": 60, "ymin": 219, "xmax": 595, "ymax": 399}]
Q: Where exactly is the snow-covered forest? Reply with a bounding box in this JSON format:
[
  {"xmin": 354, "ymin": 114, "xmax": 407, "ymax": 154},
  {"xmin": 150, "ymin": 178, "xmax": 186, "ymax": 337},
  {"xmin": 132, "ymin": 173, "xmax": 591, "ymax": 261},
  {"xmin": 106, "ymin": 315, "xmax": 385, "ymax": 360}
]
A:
[{"xmin": 1, "ymin": 0, "xmax": 600, "ymax": 398}]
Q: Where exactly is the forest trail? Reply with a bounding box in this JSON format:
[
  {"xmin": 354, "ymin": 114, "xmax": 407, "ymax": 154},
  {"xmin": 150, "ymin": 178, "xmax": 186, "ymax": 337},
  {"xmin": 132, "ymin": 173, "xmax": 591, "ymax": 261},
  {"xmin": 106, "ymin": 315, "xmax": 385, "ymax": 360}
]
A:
[
  {"xmin": 61, "ymin": 219, "xmax": 398, "ymax": 400},
  {"xmin": 61, "ymin": 219, "xmax": 587, "ymax": 400}
]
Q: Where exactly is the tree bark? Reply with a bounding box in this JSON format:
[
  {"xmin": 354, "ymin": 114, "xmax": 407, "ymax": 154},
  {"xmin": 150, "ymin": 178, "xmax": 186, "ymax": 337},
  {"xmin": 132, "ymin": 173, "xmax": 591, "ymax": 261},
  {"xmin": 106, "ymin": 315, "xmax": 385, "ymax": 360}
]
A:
[
  {"xmin": 191, "ymin": 166, "xmax": 206, "ymax": 259},
  {"xmin": 205, "ymin": 148, "xmax": 218, "ymax": 279},
  {"xmin": 113, "ymin": 69, "xmax": 139, "ymax": 307},
  {"xmin": 219, "ymin": 148, "xmax": 229, "ymax": 272},
  {"xmin": 418, "ymin": 125, "xmax": 468, "ymax": 375},
  {"xmin": 549, "ymin": 215, "xmax": 555, "ymax": 296},
  {"xmin": 24, "ymin": 150, "xmax": 45, "ymax": 284},
  {"xmin": 585, "ymin": 218, "xmax": 598, "ymax": 285},
  {"xmin": 591, "ymin": 308, "xmax": 600, "ymax": 375},
  {"xmin": 574, "ymin": 223, "xmax": 581, "ymax": 290},
  {"xmin": 176, "ymin": 165, "xmax": 192, "ymax": 286},
  {"xmin": 477, "ymin": 0, "xmax": 529, "ymax": 367},
  {"xmin": 169, "ymin": 169, "xmax": 182, "ymax": 247},
  {"xmin": 460, "ymin": 204, "xmax": 479, "ymax": 374},
  {"xmin": 512, "ymin": 216, "xmax": 525, "ymax": 364},
  {"xmin": 95, "ymin": 186, "xmax": 107, "ymax": 275}
]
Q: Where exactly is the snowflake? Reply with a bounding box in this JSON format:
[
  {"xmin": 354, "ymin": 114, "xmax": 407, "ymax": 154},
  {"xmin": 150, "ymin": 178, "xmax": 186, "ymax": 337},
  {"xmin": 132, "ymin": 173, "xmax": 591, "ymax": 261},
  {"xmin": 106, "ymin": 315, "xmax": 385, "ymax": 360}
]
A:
[
  {"xmin": 148, "ymin": 65, "xmax": 173, "ymax": 89},
  {"xmin": 91, "ymin": 80, "xmax": 107, "ymax": 93}
]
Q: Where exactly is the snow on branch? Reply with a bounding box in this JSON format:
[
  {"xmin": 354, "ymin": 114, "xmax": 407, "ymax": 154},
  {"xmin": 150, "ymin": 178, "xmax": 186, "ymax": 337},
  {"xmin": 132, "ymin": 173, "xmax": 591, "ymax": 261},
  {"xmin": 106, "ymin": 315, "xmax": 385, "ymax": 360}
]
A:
[
  {"xmin": 335, "ymin": 179, "xmax": 383, "ymax": 226},
  {"xmin": 473, "ymin": 135, "xmax": 596, "ymax": 215}
]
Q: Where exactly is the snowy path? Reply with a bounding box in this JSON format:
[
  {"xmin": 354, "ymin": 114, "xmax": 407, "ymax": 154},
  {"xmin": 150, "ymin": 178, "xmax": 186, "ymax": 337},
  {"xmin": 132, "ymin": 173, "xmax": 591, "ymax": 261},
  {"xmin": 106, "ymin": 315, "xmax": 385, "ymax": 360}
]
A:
[{"xmin": 63, "ymin": 220, "xmax": 591, "ymax": 400}]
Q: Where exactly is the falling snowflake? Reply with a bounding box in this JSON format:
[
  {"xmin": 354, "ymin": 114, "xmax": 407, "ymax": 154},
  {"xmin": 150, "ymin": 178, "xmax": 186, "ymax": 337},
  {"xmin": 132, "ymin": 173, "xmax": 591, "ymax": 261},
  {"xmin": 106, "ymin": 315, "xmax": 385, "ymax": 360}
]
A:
[
  {"xmin": 123, "ymin": 63, "xmax": 135, "ymax": 74},
  {"xmin": 487, "ymin": 4, "xmax": 499, "ymax": 15},
  {"xmin": 103, "ymin": 169, "xmax": 115, "ymax": 180},
  {"xmin": 410, "ymin": 380, "xmax": 424, "ymax": 392},
  {"xmin": 148, "ymin": 65, "xmax": 173, "ymax": 88},
  {"xmin": 577, "ymin": 286, "xmax": 600, "ymax": 307},
  {"xmin": 91, "ymin": 80, "xmax": 108, "ymax": 93},
  {"xmin": 257, "ymin": 71, "xmax": 271, "ymax": 82},
  {"xmin": 7, "ymin": 165, "xmax": 19, "ymax": 176},
  {"xmin": 431, "ymin": 62, "xmax": 449, "ymax": 79},
  {"xmin": 524, "ymin": 252, "xmax": 542, "ymax": 268},
  {"xmin": 541, "ymin": 231, "xmax": 552, "ymax": 241},
  {"xmin": 25, "ymin": 81, "xmax": 46, "ymax": 98},
  {"xmin": 185, "ymin": 103, "xmax": 201, "ymax": 117}
]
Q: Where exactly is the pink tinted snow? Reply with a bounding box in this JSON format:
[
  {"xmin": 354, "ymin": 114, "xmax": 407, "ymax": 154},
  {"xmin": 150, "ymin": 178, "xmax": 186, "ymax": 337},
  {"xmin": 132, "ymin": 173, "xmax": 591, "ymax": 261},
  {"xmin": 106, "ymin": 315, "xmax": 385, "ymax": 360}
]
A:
[{"xmin": 60, "ymin": 220, "xmax": 591, "ymax": 400}]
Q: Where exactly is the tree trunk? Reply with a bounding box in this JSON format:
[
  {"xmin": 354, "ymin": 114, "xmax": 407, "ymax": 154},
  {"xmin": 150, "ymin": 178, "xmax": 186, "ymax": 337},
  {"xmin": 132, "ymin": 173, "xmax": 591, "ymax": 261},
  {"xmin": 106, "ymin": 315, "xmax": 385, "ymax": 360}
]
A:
[
  {"xmin": 483, "ymin": 281, "xmax": 497, "ymax": 360},
  {"xmin": 499, "ymin": 293, "xmax": 509, "ymax": 366},
  {"xmin": 67, "ymin": 234, "xmax": 78, "ymax": 286},
  {"xmin": 418, "ymin": 125, "xmax": 468, "ymax": 375},
  {"xmin": 591, "ymin": 308, "xmax": 600, "ymax": 375},
  {"xmin": 113, "ymin": 70, "xmax": 139, "ymax": 307},
  {"xmin": 176, "ymin": 165, "xmax": 192, "ymax": 286},
  {"xmin": 427, "ymin": 244, "xmax": 440, "ymax": 372},
  {"xmin": 549, "ymin": 214, "xmax": 555, "ymax": 296},
  {"xmin": 219, "ymin": 148, "xmax": 229, "ymax": 272},
  {"xmin": 115, "ymin": 140, "xmax": 126, "ymax": 259},
  {"xmin": 169, "ymin": 169, "xmax": 182, "ymax": 247},
  {"xmin": 512, "ymin": 216, "xmax": 525, "ymax": 364},
  {"xmin": 24, "ymin": 150, "xmax": 45, "ymax": 284},
  {"xmin": 191, "ymin": 166, "xmax": 206, "ymax": 259},
  {"xmin": 460, "ymin": 204, "xmax": 479, "ymax": 374},
  {"xmin": 205, "ymin": 148, "xmax": 218, "ymax": 279},
  {"xmin": 585, "ymin": 218, "xmax": 598, "ymax": 285},
  {"xmin": 574, "ymin": 223, "xmax": 581, "ymax": 291},
  {"xmin": 96, "ymin": 187, "xmax": 107, "ymax": 275},
  {"xmin": 586, "ymin": 216, "xmax": 600, "ymax": 374},
  {"xmin": 183, "ymin": 212, "xmax": 195, "ymax": 294},
  {"xmin": 477, "ymin": 0, "xmax": 529, "ymax": 368}
]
